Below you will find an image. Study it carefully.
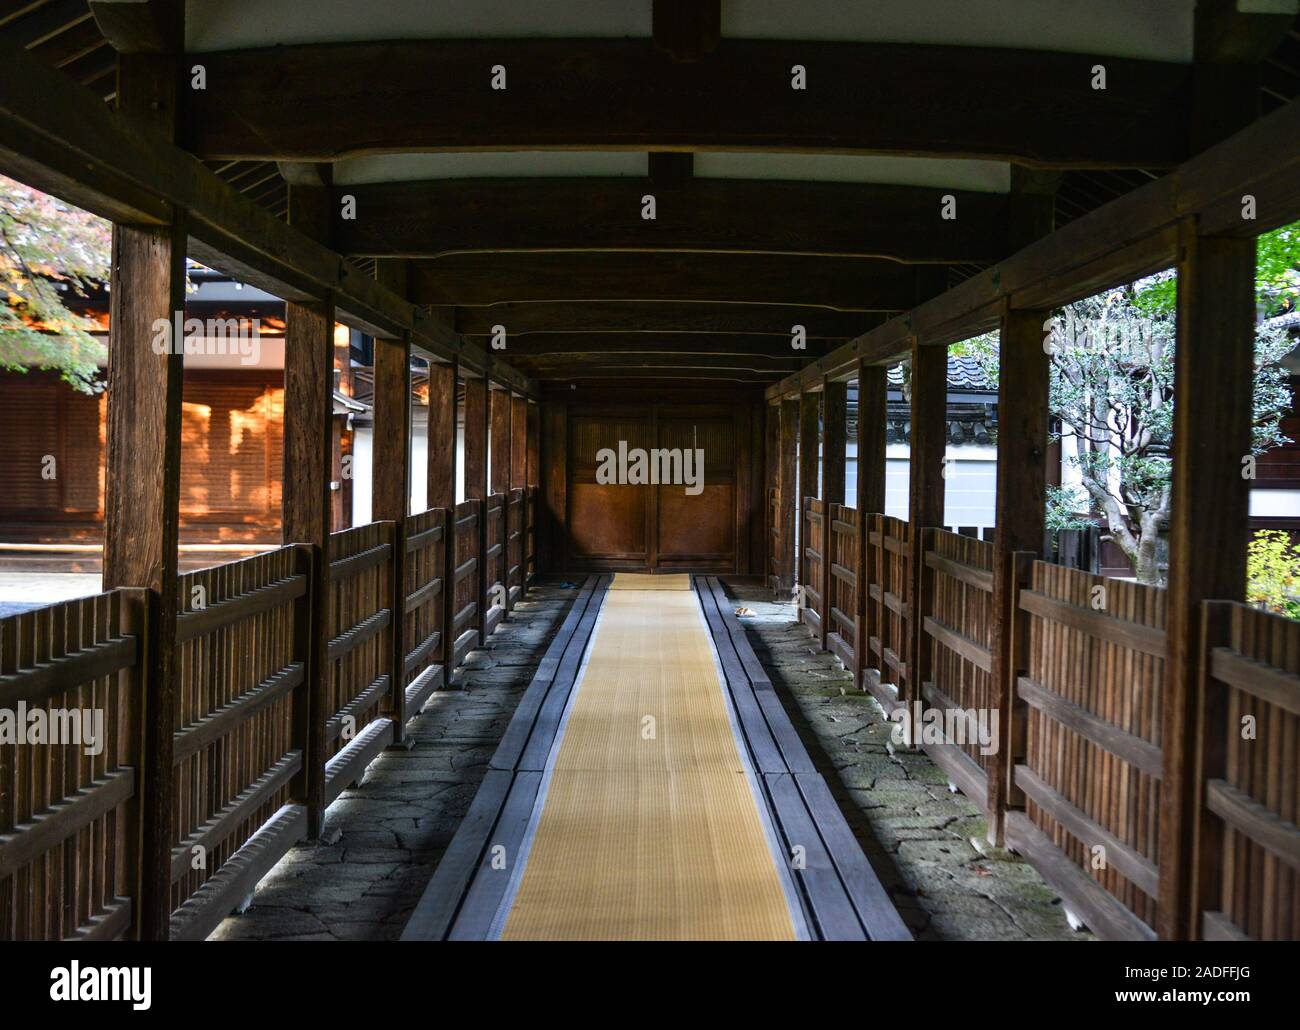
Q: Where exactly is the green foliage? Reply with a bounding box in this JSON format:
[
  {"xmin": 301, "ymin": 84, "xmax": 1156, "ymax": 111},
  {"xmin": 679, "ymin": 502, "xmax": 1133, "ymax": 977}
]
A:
[
  {"xmin": 1247, "ymin": 531, "xmax": 1300, "ymax": 620},
  {"xmin": 0, "ymin": 174, "xmax": 110, "ymax": 393},
  {"xmin": 964, "ymin": 264, "xmax": 1295, "ymax": 584},
  {"xmin": 1044, "ymin": 484, "xmax": 1093, "ymax": 537}
]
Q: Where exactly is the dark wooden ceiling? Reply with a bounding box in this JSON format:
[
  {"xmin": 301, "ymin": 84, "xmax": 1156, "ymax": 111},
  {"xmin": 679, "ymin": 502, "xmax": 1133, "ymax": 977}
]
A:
[{"xmin": 3, "ymin": 0, "xmax": 1298, "ymax": 386}]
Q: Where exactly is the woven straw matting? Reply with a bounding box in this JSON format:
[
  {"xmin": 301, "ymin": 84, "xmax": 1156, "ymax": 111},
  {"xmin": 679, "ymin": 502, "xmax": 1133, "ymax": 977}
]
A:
[{"xmin": 500, "ymin": 573, "xmax": 797, "ymax": 940}]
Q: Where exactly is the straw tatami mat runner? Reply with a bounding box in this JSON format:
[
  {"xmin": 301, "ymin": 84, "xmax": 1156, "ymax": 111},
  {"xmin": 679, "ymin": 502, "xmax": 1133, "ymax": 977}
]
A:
[{"xmin": 499, "ymin": 573, "xmax": 798, "ymax": 940}]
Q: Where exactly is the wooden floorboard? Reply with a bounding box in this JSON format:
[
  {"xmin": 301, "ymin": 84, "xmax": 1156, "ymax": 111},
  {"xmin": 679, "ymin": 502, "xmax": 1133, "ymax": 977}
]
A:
[
  {"xmin": 446, "ymin": 770, "xmax": 543, "ymax": 940},
  {"xmin": 489, "ymin": 575, "xmax": 601, "ymax": 771},
  {"xmin": 700, "ymin": 577, "xmax": 912, "ymax": 942}
]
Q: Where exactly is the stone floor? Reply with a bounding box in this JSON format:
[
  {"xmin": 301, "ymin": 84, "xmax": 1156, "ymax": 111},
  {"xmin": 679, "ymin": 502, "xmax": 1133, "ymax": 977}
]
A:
[
  {"xmin": 721, "ymin": 580, "xmax": 1089, "ymax": 942},
  {"xmin": 214, "ymin": 576, "xmax": 1088, "ymax": 942}
]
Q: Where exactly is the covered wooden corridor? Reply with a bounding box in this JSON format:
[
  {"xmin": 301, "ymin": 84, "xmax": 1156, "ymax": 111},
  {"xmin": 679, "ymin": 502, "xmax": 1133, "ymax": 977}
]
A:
[{"xmin": 0, "ymin": 0, "xmax": 1298, "ymax": 947}]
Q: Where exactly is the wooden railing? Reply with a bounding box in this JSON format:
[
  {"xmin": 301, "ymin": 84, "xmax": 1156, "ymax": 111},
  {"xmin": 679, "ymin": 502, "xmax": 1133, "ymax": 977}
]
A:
[
  {"xmin": 449, "ymin": 499, "xmax": 482, "ymax": 671},
  {"xmin": 1195, "ymin": 602, "xmax": 1300, "ymax": 941},
  {"xmin": 2, "ymin": 499, "xmax": 535, "ymax": 940},
  {"xmin": 326, "ymin": 522, "xmax": 396, "ymax": 768},
  {"xmin": 825, "ymin": 503, "xmax": 858, "ymax": 674},
  {"xmin": 865, "ymin": 514, "xmax": 910, "ymax": 715},
  {"xmin": 525, "ymin": 486, "xmax": 538, "ymax": 585},
  {"xmin": 506, "ymin": 487, "xmax": 526, "ymax": 611},
  {"xmin": 402, "ymin": 507, "xmax": 446, "ymax": 728},
  {"xmin": 800, "ymin": 496, "xmax": 826, "ymax": 643},
  {"xmin": 766, "ymin": 487, "xmax": 782, "ymax": 593},
  {"xmin": 1004, "ymin": 562, "xmax": 1167, "ymax": 940},
  {"xmin": 914, "ymin": 528, "xmax": 999, "ymax": 809},
  {"xmin": 484, "ymin": 492, "xmax": 507, "ymax": 638},
  {"xmin": 171, "ymin": 546, "xmax": 311, "ymax": 940},
  {"xmin": 0, "ymin": 589, "xmax": 146, "ymax": 940}
]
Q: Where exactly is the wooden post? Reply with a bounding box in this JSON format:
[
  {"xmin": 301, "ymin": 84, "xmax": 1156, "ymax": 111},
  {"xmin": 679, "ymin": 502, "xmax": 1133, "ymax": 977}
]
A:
[
  {"xmin": 100, "ymin": 43, "xmax": 185, "ymax": 941},
  {"xmin": 510, "ymin": 393, "xmax": 527, "ymax": 608},
  {"xmin": 463, "ymin": 376, "xmax": 489, "ymax": 642},
  {"xmin": 855, "ymin": 361, "xmax": 887, "ymax": 694},
  {"xmin": 798, "ymin": 389, "xmax": 820, "ymax": 619},
  {"xmin": 526, "ymin": 399, "xmax": 541, "ymax": 580},
  {"xmin": 822, "ymin": 379, "xmax": 847, "ymax": 507},
  {"xmin": 764, "ymin": 403, "xmax": 780, "ymax": 589},
  {"xmin": 373, "ymin": 261, "xmax": 412, "ymax": 742},
  {"xmin": 490, "ymin": 385, "xmax": 512, "ymax": 619},
  {"xmin": 907, "ymin": 338, "xmax": 947, "ymax": 708},
  {"xmin": 820, "ymin": 378, "xmax": 847, "ymax": 650},
  {"xmin": 778, "ymin": 398, "xmax": 799, "ymax": 597},
  {"xmin": 282, "ymin": 180, "xmax": 334, "ymax": 840},
  {"xmin": 1159, "ymin": 221, "xmax": 1255, "ymax": 940},
  {"xmin": 987, "ymin": 303, "xmax": 1051, "ymax": 843},
  {"xmin": 427, "ymin": 359, "xmax": 457, "ymax": 512}
]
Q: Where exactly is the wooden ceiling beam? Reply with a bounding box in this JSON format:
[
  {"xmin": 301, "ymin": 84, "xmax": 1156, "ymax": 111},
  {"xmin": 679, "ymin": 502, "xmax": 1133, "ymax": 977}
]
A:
[
  {"xmin": 332, "ymin": 178, "xmax": 1007, "ymax": 262},
  {"xmin": 411, "ymin": 252, "xmax": 918, "ymax": 309},
  {"xmin": 179, "ymin": 39, "xmax": 1189, "ymax": 167},
  {"xmin": 89, "ymin": 0, "xmax": 181, "ymax": 54},
  {"xmin": 491, "ymin": 333, "xmax": 832, "ymax": 359},
  {"xmin": 652, "ymin": 0, "xmax": 721, "ymax": 63},
  {"xmin": 455, "ymin": 301, "xmax": 882, "ymax": 338}
]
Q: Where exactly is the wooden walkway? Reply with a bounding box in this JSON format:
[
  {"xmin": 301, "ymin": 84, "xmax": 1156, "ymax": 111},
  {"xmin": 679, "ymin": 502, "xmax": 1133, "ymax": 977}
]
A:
[{"xmin": 401, "ymin": 575, "xmax": 910, "ymax": 941}]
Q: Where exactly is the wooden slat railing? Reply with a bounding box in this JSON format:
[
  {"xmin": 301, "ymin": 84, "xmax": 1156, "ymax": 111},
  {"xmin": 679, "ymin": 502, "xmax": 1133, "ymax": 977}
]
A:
[
  {"xmin": 525, "ymin": 486, "xmax": 538, "ymax": 585},
  {"xmin": 402, "ymin": 507, "xmax": 448, "ymax": 724},
  {"xmin": 915, "ymin": 528, "xmax": 997, "ymax": 808},
  {"xmin": 449, "ymin": 499, "xmax": 482, "ymax": 672},
  {"xmin": 0, "ymin": 589, "xmax": 146, "ymax": 940},
  {"xmin": 483, "ymin": 492, "xmax": 507, "ymax": 638},
  {"xmin": 1004, "ymin": 561, "xmax": 1167, "ymax": 941},
  {"xmin": 800, "ymin": 496, "xmax": 826, "ymax": 642},
  {"xmin": 326, "ymin": 522, "xmax": 396, "ymax": 770},
  {"xmin": 864, "ymin": 514, "xmax": 911, "ymax": 715},
  {"xmin": 506, "ymin": 487, "xmax": 526, "ymax": 611},
  {"xmin": 1194, "ymin": 602, "xmax": 1300, "ymax": 941},
  {"xmin": 767, "ymin": 487, "xmax": 781, "ymax": 594},
  {"xmin": 825, "ymin": 503, "xmax": 858, "ymax": 673},
  {"xmin": 171, "ymin": 546, "xmax": 310, "ymax": 939}
]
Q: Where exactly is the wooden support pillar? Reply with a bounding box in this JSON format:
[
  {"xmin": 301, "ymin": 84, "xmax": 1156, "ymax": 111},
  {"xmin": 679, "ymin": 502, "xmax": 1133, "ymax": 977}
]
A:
[
  {"xmin": 508, "ymin": 393, "xmax": 527, "ymax": 608},
  {"xmin": 511, "ymin": 395, "xmax": 527, "ymax": 490},
  {"xmin": 101, "ymin": 41, "xmax": 185, "ymax": 940},
  {"xmin": 526, "ymin": 400, "xmax": 540, "ymax": 488},
  {"xmin": 987, "ymin": 303, "xmax": 1050, "ymax": 844},
  {"xmin": 370, "ymin": 261, "xmax": 412, "ymax": 741},
  {"xmin": 463, "ymin": 376, "xmax": 489, "ymax": 641},
  {"xmin": 427, "ymin": 360, "xmax": 458, "ymax": 512},
  {"xmin": 822, "ymin": 379, "xmax": 847, "ymax": 507},
  {"xmin": 1160, "ymin": 221, "xmax": 1256, "ymax": 940},
  {"xmin": 797, "ymin": 390, "xmax": 820, "ymax": 618},
  {"xmin": 907, "ymin": 338, "xmax": 947, "ymax": 707},
  {"xmin": 283, "ymin": 181, "xmax": 334, "ymax": 839},
  {"xmin": 819, "ymin": 378, "xmax": 847, "ymax": 650},
  {"xmin": 778, "ymin": 398, "xmax": 799, "ymax": 596},
  {"xmin": 855, "ymin": 361, "xmax": 888, "ymax": 693},
  {"xmin": 489, "ymin": 385, "xmax": 511, "ymax": 620},
  {"xmin": 102, "ymin": 218, "xmax": 185, "ymax": 943},
  {"xmin": 490, "ymin": 385, "xmax": 512, "ymax": 496}
]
